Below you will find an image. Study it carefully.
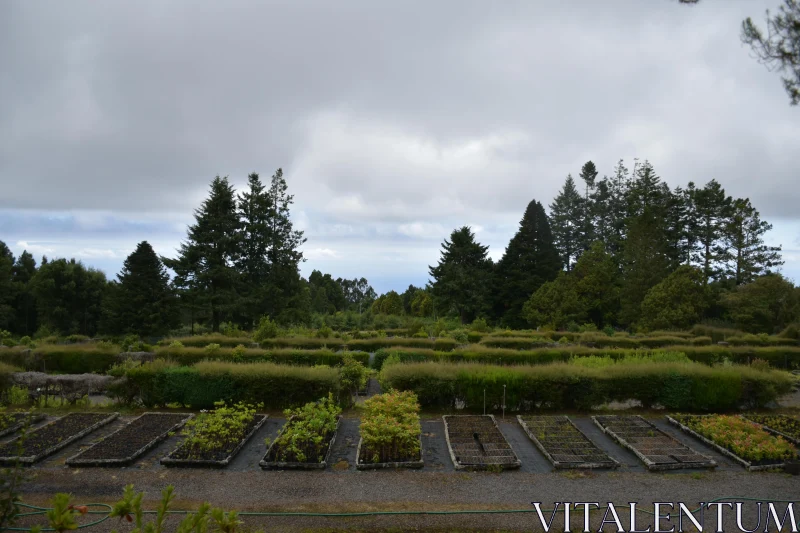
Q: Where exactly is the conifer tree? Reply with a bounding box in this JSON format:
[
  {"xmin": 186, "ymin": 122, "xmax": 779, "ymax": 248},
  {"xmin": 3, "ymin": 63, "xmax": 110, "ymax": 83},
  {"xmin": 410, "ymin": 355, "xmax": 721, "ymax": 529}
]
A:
[
  {"xmin": 0, "ymin": 242, "xmax": 15, "ymax": 331},
  {"xmin": 11, "ymin": 250, "xmax": 37, "ymax": 335},
  {"xmin": 493, "ymin": 200, "xmax": 561, "ymax": 328},
  {"xmin": 692, "ymin": 179, "xmax": 732, "ymax": 284},
  {"xmin": 429, "ymin": 226, "xmax": 493, "ymax": 324},
  {"xmin": 721, "ymin": 198, "xmax": 783, "ymax": 285},
  {"xmin": 578, "ymin": 161, "xmax": 598, "ymax": 253},
  {"xmin": 104, "ymin": 241, "xmax": 179, "ymax": 336},
  {"xmin": 549, "ymin": 175, "xmax": 584, "ymax": 271}
]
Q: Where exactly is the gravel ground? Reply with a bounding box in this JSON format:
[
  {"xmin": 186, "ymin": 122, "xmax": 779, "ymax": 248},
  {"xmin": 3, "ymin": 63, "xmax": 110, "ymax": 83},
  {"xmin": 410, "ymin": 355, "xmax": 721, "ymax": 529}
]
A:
[{"xmin": 8, "ymin": 413, "xmax": 800, "ymax": 532}]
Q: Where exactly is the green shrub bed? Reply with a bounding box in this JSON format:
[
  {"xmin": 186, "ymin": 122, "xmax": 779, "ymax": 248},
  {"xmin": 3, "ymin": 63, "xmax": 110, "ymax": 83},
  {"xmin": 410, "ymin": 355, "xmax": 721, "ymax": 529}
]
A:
[
  {"xmin": 155, "ymin": 346, "xmax": 369, "ymax": 367},
  {"xmin": 372, "ymin": 345, "xmax": 800, "ymax": 369},
  {"xmin": 119, "ymin": 360, "xmax": 341, "ymax": 409},
  {"xmin": 257, "ymin": 337, "xmax": 459, "ymax": 352},
  {"xmin": 0, "ymin": 344, "xmax": 120, "ymax": 374},
  {"xmin": 378, "ymin": 361, "xmax": 793, "ymax": 411},
  {"xmin": 158, "ymin": 334, "xmax": 253, "ymax": 348}
]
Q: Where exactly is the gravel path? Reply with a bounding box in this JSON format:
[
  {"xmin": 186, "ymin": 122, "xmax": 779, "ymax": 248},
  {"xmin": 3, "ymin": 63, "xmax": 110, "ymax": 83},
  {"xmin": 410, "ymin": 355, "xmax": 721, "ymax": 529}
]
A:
[{"xmin": 7, "ymin": 413, "xmax": 800, "ymax": 531}]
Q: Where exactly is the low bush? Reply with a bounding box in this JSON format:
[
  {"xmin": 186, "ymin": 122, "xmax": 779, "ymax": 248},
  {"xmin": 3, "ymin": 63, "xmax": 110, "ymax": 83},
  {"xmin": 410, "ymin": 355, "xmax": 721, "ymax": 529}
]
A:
[
  {"xmin": 158, "ymin": 334, "xmax": 253, "ymax": 348},
  {"xmin": 379, "ymin": 360, "xmax": 793, "ymax": 411},
  {"xmin": 690, "ymin": 324, "xmax": 746, "ymax": 343},
  {"xmin": 154, "ymin": 346, "xmax": 369, "ymax": 367},
  {"xmin": 253, "ymin": 316, "xmax": 280, "ymax": 342},
  {"xmin": 479, "ymin": 337, "xmax": 551, "ymax": 350},
  {"xmin": 359, "ymin": 390, "xmax": 421, "ymax": 464},
  {"xmin": 268, "ymin": 394, "xmax": 341, "ymax": 463},
  {"xmin": 123, "ymin": 360, "xmax": 341, "ymax": 409},
  {"xmin": 0, "ymin": 343, "xmax": 120, "ymax": 374},
  {"xmin": 256, "ymin": 336, "xmax": 459, "ymax": 353}
]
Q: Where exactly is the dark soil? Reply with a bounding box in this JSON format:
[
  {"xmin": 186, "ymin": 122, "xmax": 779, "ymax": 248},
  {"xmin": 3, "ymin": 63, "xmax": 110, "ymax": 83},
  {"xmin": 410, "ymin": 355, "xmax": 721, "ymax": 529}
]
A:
[
  {"xmin": 166, "ymin": 414, "xmax": 264, "ymax": 462},
  {"xmin": 68, "ymin": 413, "xmax": 189, "ymax": 463},
  {"xmin": 0, "ymin": 413, "xmax": 113, "ymax": 460},
  {"xmin": 444, "ymin": 415, "xmax": 518, "ymax": 467},
  {"xmin": 0, "ymin": 412, "xmax": 43, "ymax": 437},
  {"xmin": 595, "ymin": 415, "xmax": 714, "ymax": 467},
  {"xmin": 520, "ymin": 415, "xmax": 616, "ymax": 467}
]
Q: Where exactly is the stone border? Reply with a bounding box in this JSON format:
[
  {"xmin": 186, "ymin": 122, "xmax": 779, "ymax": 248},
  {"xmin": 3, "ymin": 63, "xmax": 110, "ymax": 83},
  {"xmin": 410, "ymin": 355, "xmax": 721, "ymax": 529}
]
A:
[
  {"xmin": 517, "ymin": 415, "xmax": 619, "ymax": 470},
  {"xmin": 160, "ymin": 414, "xmax": 268, "ymax": 468},
  {"xmin": 66, "ymin": 413, "xmax": 193, "ymax": 467},
  {"xmin": 442, "ymin": 415, "xmax": 521, "ymax": 471},
  {"xmin": 0, "ymin": 413, "xmax": 46, "ymax": 439},
  {"xmin": 355, "ymin": 434, "xmax": 424, "ymax": 470},
  {"xmin": 666, "ymin": 415, "xmax": 788, "ymax": 472},
  {"xmin": 0, "ymin": 412, "xmax": 120, "ymax": 465},
  {"xmin": 592, "ymin": 415, "xmax": 716, "ymax": 472},
  {"xmin": 260, "ymin": 416, "xmax": 341, "ymax": 470},
  {"xmin": 741, "ymin": 415, "xmax": 800, "ymax": 447}
]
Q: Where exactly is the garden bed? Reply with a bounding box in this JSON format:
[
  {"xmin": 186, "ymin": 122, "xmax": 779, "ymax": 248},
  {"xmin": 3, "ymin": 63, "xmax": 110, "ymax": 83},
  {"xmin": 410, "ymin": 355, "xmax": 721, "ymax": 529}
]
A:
[
  {"xmin": 592, "ymin": 415, "xmax": 716, "ymax": 471},
  {"xmin": 355, "ymin": 390, "xmax": 424, "ymax": 470},
  {"xmin": 66, "ymin": 413, "xmax": 192, "ymax": 467},
  {"xmin": 0, "ymin": 412, "xmax": 46, "ymax": 438},
  {"xmin": 667, "ymin": 414, "xmax": 797, "ymax": 471},
  {"xmin": 517, "ymin": 415, "xmax": 618, "ymax": 469},
  {"xmin": 0, "ymin": 412, "xmax": 119, "ymax": 465},
  {"xmin": 261, "ymin": 396, "xmax": 342, "ymax": 470},
  {"xmin": 443, "ymin": 415, "xmax": 520, "ymax": 471},
  {"xmin": 161, "ymin": 403, "xmax": 267, "ymax": 468},
  {"xmin": 742, "ymin": 414, "xmax": 800, "ymax": 446}
]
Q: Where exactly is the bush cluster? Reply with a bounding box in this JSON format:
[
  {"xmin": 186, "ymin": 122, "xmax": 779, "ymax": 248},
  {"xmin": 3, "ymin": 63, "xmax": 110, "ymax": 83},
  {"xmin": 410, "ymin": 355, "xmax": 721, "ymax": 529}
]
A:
[
  {"xmin": 154, "ymin": 346, "xmax": 369, "ymax": 367},
  {"xmin": 378, "ymin": 361, "xmax": 794, "ymax": 411}
]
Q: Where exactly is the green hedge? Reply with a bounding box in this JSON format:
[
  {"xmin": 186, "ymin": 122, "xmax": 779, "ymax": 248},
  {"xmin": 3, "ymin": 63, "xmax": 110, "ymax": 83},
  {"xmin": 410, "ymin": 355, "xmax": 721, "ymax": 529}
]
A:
[
  {"xmin": 0, "ymin": 344, "xmax": 120, "ymax": 374},
  {"xmin": 374, "ymin": 345, "xmax": 800, "ymax": 369},
  {"xmin": 158, "ymin": 334, "xmax": 254, "ymax": 348},
  {"xmin": 120, "ymin": 360, "xmax": 341, "ymax": 409},
  {"xmin": 257, "ymin": 337, "xmax": 459, "ymax": 352},
  {"xmin": 478, "ymin": 335, "xmax": 713, "ymax": 350},
  {"xmin": 154, "ymin": 347, "xmax": 369, "ymax": 367},
  {"xmin": 379, "ymin": 361, "xmax": 794, "ymax": 412}
]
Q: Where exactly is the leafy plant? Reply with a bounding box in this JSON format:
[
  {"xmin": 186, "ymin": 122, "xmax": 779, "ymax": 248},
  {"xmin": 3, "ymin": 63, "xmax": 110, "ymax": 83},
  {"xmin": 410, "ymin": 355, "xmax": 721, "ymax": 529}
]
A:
[
  {"xmin": 339, "ymin": 355, "xmax": 367, "ymax": 402},
  {"xmin": 317, "ymin": 326, "xmax": 333, "ymax": 339},
  {"xmin": 253, "ymin": 315, "xmax": 279, "ymax": 343},
  {"xmin": 203, "ymin": 343, "xmax": 221, "ymax": 356},
  {"xmin": 359, "ymin": 390, "xmax": 421, "ymax": 464},
  {"xmin": 269, "ymin": 394, "xmax": 341, "ymax": 463},
  {"xmin": 179, "ymin": 402, "xmax": 259, "ymax": 458}
]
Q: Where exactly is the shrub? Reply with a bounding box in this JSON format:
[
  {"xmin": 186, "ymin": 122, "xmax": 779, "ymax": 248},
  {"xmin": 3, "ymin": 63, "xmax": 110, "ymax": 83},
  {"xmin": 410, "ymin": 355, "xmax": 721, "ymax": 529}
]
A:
[
  {"xmin": 0, "ymin": 344, "xmax": 119, "ymax": 374},
  {"xmin": 359, "ymin": 390, "xmax": 421, "ymax": 464},
  {"xmin": 470, "ymin": 318, "xmax": 489, "ymax": 333},
  {"xmin": 204, "ymin": 343, "xmax": 221, "ymax": 355},
  {"xmin": 253, "ymin": 316, "xmax": 279, "ymax": 343},
  {"xmin": 18, "ymin": 336, "xmax": 32, "ymax": 347},
  {"xmin": 779, "ymin": 323, "xmax": 800, "ymax": 340},
  {"xmin": 578, "ymin": 323, "xmax": 598, "ymax": 333},
  {"xmin": 124, "ymin": 360, "xmax": 341, "ymax": 409},
  {"xmin": 557, "ymin": 336, "xmax": 569, "ymax": 345},
  {"xmin": 412, "ymin": 327, "xmax": 428, "ymax": 339},
  {"xmin": 317, "ymin": 326, "xmax": 333, "ymax": 339},
  {"xmin": 269, "ymin": 394, "xmax": 341, "ymax": 463},
  {"xmin": 169, "ymin": 340, "xmax": 184, "ymax": 349},
  {"xmin": 179, "ymin": 401, "xmax": 260, "ymax": 457},
  {"xmin": 231, "ymin": 344, "xmax": 246, "ymax": 362},
  {"xmin": 339, "ymin": 355, "xmax": 368, "ymax": 402},
  {"xmin": 219, "ymin": 321, "xmax": 249, "ymax": 338},
  {"xmin": 379, "ymin": 360, "xmax": 793, "ymax": 411},
  {"xmin": 159, "ymin": 335, "xmax": 253, "ymax": 348}
]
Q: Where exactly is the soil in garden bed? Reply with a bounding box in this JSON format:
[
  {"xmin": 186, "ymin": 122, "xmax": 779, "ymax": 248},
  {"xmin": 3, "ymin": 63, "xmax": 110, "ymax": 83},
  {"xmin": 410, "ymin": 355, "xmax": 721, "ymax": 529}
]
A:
[
  {"xmin": 166, "ymin": 414, "xmax": 264, "ymax": 463},
  {"xmin": 519, "ymin": 415, "xmax": 617, "ymax": 468},
  {"xmin": 594, "ymin": 415, "xmax": 715, "ymax": 469},
  {"xmin": 445, "ymin": 415, "xmax": 519, "ymax": 468},
  {"xmin": 0, "ymin": 413, "xmax": 115, "ymax": 461},
  {"xmin": 0, "ymin": 412, "xmax": 44, "ymax": 437},
  {"xmin": 743, "ymin": 414, "xmax": 800, "ymax": 445},
  {"xmin": 66, "ymin": 413, "xmax": 190, "ymax": 465}
]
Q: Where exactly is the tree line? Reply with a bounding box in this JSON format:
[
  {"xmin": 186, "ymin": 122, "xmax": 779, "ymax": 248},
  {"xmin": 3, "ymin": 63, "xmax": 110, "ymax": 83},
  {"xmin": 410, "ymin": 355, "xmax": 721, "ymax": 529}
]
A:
[{"xmin": 1, "ymin": 160, "xmax": 797, "ymax": 339}]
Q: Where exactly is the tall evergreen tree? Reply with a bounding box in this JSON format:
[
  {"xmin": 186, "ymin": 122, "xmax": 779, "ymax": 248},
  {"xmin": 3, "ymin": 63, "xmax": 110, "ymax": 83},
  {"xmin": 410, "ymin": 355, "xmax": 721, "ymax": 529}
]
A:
[
  {"xmin": 235, "ymin": 172, "xmax": 271, "ymax": 325},
  {"xmin": 570, "ymin": 241, "xmax": 621, "ymax": 327},
  {"xmin": 578, "ymin": 161, "xmax": 598, "ymax": 253},
  {"xmin": 493, "ymin": 200, "xmax": 561, "ymax": 328},
  {"xmin": 619, "ymin": 212, "xmax": 670, "ymax": 326},
  {"xmin": 164, "ymin": 176, "xmax": 240, "ymax": 332},
  {"xmin": 429, "ymin": 226, "xmax": 493, "ymax": 324},
  {"xmin": 549, "ymin": 175, "xmax": 584, "ymax": 271},
  {"xmin": 606, "ymin": 159, "xmax": 632, "ymax": 261},
  {"xmin": 721, "ymin": 198, "xmax": 783, "ymax": 285},
  {"xmin": 0, "ymin": 242, "xmax": 15, "ymax": 331},
  {"xmin": 692, "ymin": 179, "xmax": 732, "ymax": 284},
  {"xmin": 103, "ymin": 242, "xmax": 179, "ymax": 336},
  {"xmin": 11, "ymin": 250, "xmax": 38, "ymax": 335}
]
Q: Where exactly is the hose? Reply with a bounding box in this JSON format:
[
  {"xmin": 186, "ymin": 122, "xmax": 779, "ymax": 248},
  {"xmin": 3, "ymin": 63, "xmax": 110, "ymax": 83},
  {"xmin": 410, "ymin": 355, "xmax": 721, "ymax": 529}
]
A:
[{"xmin": 5, "ymin": 496, "xmax": 800, "ymax": 531}]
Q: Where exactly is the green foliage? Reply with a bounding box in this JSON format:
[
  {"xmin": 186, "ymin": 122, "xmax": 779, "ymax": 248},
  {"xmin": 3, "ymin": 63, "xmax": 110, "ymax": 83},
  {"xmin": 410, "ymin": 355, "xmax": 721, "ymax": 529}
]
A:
[
  {"xmin": 219, "ymin": 321, "xmax": 248, "ymax": 338},
  {"xmin": 270, "ymin": 394, "xmax": 341, "ymax": 463},
  {"xmin": 123, "ymin": 360, "xmax": 341, "ymax": 409},
  {"xmin": 339, "ymin": 355, "xmax": 368, "ymax": 402},
  {"xmin": 154, "ymin": 345, "xmax": 368, "ymax": 367},
  {"xmin": 371, "ymin": 290, "xmax": 404, "ymax": 315},
  {"xmin": 722, "ymin": 274, "xmax": 800, "ymax": 333},
  {"xmin": 549, "ymin": 174, "xmax": 583, "ymax": 271},
  {"xmin": 169, "ymin": 340, "xmax": 184, "ymax": 349},
  {"xmin": 44, "ymin": 493, "xmax": 81, "ymax": 532},
  {"xmin": 0, "ymin": 343, "xmax": 118, "ymax": 374},
  {"xmin": 639, "ymin": 266, "xmax": 708, "ymax": 331},
  {"xmin": 252, "ymin": 315, "xmax": 279, "ymax": 343},
  {"xmin": 360, "ymin": 390, "xmax": 421, "ymax": 463},
  {"xmin": 380, "ymin": 360, "xmax": 793, "ymax": 411},
  {"xmin": 412, "ymin": 327, "xmax": 428, "ymax": 338},
  {"xmin": 180, "ymin": 402, "xmax": 259, "ymax": 457},
  {"xmin": 203, "ymin": 343, "xmax": 221, "ymax": 355},
  {"xmin": 316, "ymin": 326, "xmax": 333, "ymax": 339}
]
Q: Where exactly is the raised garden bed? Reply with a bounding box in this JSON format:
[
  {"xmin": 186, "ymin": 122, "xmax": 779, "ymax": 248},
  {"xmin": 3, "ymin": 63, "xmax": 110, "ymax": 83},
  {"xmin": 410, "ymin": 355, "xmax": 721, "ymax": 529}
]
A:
[
  {"xmin": 593, "ymin": 415, "xmax": 716, "ymax": 471},
  {"xmin": 742, "ymin": 414, "xmax": 800, "ymax": 446},
  {"xmin": 66, "ymin": 413, "xmax": 192, "ymax": 467},
  {"xmin": 161, "ymin": 403, "xmax": 267, "ymax": 468},
  {"xmin": 0, "ymin": 412, "xmax": 119, "ymax": 465},
  {"xmin": 0, "ymin": 412, "xmax": 46, "ymax": 438},
  {"xmin": 517, "ymin": 415, "xmax": 618, "ymax": 469},
  {"xmin": 261, "ymin": 395, "xmax": 342, "ymax": 470},
  {"xmin": 356, "ymin": 390, "xmax": 424, "ymax": 470},
  {"xmin": 443, "ymin": 415, "xmax": 520, "ymax": 471},
  {"xmin": 667, "ymin": 414, "xmax": 797, "ymax": 471}
]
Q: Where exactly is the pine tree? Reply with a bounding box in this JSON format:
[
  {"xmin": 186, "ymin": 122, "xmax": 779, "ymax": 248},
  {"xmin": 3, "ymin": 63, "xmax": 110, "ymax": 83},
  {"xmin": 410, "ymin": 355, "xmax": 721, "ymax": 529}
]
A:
[
  {"xmin": 692, "ymin": 179, "xmax": 732, "ymax": 284},
  {"xmin": 578, "ymin": 161, "xmax": 598, "ymax": 253},
  {"xmin": 236, "ymin": 172, "xmax": 271, "ymax": 325},
  {"xmin": 0, "ymin": 242, "xmax": 15, "ymax": 331},
  {"xmin": 721, "ymin": 198, "xmax": 783, "ymax": 285},
  {"xmin": 429, "ymin": 226, "xmax": 493, "ymax": 324},
  {"xmin": 571, "ymin": 241, "xmax": 621, "ymax": 327},
  {"xmin": 493, "ymin": 200, "xmax": 561, "ymax": 328},
  {"xmin": 619, "ymin": 213, "xmax": 670, "ymax": 327},
  {"xmin": 606, "ymin": 159, "xmax": 631, "ymax": 261},
  {"xmin": 11, "ymin": 250, "xmax": 37, "ymax": 335},
  {"xmin": 104, "ymin": 241, "xmax": 179, "ymax": 336},
  {"xmin": 164, "ymin": 176, "xmax": 240, "ymax": 332},
  {"xmin": 549, "ymin": 175, "xmax": 584, "ymax": 271}
]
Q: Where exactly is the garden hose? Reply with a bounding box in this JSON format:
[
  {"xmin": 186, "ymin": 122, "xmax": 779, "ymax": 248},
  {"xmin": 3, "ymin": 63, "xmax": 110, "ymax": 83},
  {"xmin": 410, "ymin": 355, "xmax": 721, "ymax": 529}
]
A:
[{"xmin": 5, "ymin": 496, "xmax": 800, "ymax": 532}]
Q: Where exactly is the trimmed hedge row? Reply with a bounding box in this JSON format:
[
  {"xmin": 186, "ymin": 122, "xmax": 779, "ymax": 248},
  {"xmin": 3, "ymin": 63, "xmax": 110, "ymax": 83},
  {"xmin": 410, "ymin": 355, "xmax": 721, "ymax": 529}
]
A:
[
  {"xmin": 373, "ymin": 345, "xmax": 800, "ymax": 370},
  {"xmin": 154, "ymin": 347, "xmax": 369, "ymax": 367},
  {"xmin": 256, "ymin": 337, "xmax": 460, "ymax": 352},
  {"xmin": 478, "ymin": 335, "xmax": 714, "ymax": 350},
  {"xmin": 158, "ymin": 334, "xmax": 254, "ymax": 348},
  {"xmin": 117, "ymin": 361, "xmax": 341, "ymax": 409},
  {"xmin": 0, "ymin": 345, "xmax": 120, "ymax": 374},
  {"xmin": 379, "ymin": 361, "xmax": 795, "ymax": 412}
]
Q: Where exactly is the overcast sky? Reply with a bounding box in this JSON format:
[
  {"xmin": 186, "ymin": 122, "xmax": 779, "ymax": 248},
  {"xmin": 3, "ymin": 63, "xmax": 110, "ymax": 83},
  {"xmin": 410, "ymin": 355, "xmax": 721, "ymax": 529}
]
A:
[{"xmin": 1, "ymin": 0, "xmax": 798, "ymax": 294}]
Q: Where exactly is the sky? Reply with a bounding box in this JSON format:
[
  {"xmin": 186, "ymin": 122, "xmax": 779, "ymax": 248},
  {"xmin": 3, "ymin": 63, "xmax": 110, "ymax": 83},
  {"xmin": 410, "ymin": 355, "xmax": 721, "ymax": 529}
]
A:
[{"xmin": 1, "ymin": 0, "xmax": 798, "ymax": 294}]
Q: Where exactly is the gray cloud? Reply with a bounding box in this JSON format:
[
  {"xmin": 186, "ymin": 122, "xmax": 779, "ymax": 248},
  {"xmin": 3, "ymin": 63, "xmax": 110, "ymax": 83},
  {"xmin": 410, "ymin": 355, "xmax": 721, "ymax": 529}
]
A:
[{"xmin": 1, "ymin": 0, "xmax": 798, "ymax": 291}]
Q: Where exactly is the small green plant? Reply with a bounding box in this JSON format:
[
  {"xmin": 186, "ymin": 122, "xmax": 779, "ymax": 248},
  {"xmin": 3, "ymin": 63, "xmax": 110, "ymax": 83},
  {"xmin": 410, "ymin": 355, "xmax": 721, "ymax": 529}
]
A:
[
  {"xmin": 269, "ymin": 394, "xmax": 341, "ymax": 463},
  {"xmin": 376, "ymin": 329, "xmax": 387, "ymax": 338},
  {"xmin": 231, "ymin": 344, "xmax": 246, "ymax": 363},
  {"xmin": 316, "ymin": 326, "xmax": 333, "ymax": 339},
  {"xmin": 557, "ymin": 336, "xmax": 569, "ymax": 345},
  {"xmin": 602, "ymin": 325, "xmax": 615, "ymax": 337},
  {"xmin": 412, "ymin": 327, "xmax": 428, "ymax": 339},
  {"xmin": 179, "ymin": 402, "xmax": 259, "ymax": 458},
  {"xmin": 203, "ymin": 343, "xmax": 221, "ymax": 355},
  {"xmin": 339, "ymin": 355, "xmax": 368, "ymax": 402},
  {"xmin": 17, "ymin": 336, "xmax": 32, "ymax": 347},
  {"xmin": 470, "ymin": 318, "xmax": 489, "ymax": 333},
  {"xmin": 169, "ymin": 340, "xmax": 185, "ymax": 349}
]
